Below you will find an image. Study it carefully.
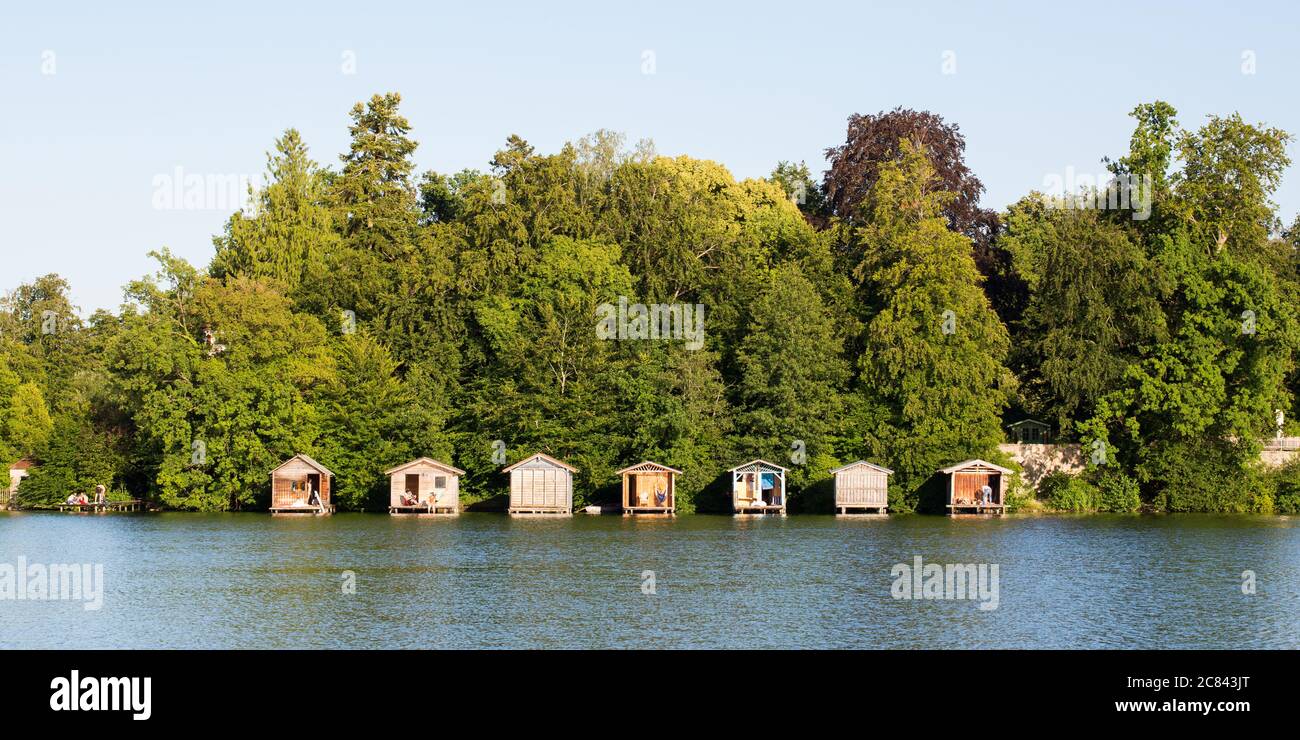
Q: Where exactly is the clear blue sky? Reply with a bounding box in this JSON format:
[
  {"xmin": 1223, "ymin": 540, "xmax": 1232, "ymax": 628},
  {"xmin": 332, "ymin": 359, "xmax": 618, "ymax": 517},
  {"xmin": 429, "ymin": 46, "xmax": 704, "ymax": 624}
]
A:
[{"xmin": 2, "ymin": 1, "xmax": 1297, "ymax": 313}]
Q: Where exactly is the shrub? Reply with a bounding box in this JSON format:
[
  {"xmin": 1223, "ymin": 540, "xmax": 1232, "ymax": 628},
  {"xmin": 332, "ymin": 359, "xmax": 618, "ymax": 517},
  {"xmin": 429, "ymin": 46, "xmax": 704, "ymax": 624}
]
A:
[
  {"xmin": 1002, "ymin": 475, "xmax": 1035, "ymax": 513},
  {"xmin": 1265, "ymin": 460, "xmax": 1300, "ymax": 514},
  {"xmin": 1038, "ymin": 471, "xmax": 1099, "ymax": 512},
  {"xmin": 1142, "ymin": 441, "xmax": 1271, "ymax": 513},
  {"xmin": 1093, "ymin": 469, "xmax": 1142, "ymax": 513}
]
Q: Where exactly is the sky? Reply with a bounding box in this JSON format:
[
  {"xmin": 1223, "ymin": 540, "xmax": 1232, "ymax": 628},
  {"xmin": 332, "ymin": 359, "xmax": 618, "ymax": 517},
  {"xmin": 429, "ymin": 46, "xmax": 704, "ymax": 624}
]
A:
[{"xmin": 1, "ymin": 0, "xmax": 1298, "ymax": 314}]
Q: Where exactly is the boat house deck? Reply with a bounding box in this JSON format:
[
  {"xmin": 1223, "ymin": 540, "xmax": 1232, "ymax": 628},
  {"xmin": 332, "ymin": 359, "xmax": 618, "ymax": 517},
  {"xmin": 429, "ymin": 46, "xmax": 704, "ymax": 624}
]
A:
[{"xmin": 939, "ymin": 459, "xmax": 1011, "ymax": 516}]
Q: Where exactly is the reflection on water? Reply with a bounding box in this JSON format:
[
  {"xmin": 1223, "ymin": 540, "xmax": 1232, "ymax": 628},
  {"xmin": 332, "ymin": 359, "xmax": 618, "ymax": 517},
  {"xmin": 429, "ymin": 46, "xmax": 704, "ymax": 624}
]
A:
[{"xmin": 1, "ymin": 512, "xmax": 1296, "ymax": 649}]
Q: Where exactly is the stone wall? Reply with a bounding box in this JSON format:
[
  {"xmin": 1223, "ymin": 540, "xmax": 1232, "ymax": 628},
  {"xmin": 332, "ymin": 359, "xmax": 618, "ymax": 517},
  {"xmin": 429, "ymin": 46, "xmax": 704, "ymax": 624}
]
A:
[
  {"xmin": 1002, "ymin": 439, "xmax": 1300, "ymax": 487},
  {"xmin": 997, "ymin": 443, "xmax": 1086, "ymax": 490},
  {"xmin": 1259, "ymin": 440, "xmax": 1300, "ymax": 469}
]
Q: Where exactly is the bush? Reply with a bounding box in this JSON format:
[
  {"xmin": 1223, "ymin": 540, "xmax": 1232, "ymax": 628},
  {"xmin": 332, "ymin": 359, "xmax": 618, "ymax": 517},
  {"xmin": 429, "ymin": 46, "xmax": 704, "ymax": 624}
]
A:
[
  {"xmin": 1142, "ymin": 441, "xmax": 1271, "ymax": 513},
  {"xmin": 1038, "ymin": 471, "xmax": 1099, "ymax": 512},
  {"xmin": 1002, "ymin": 475, "xmax": 1036, "ymax": 513},
  {"xmin": 1093, "ymin": 469, "xmax": 1142, "ymax": 513},
  {"xmin": 1265, "ymin": 460, "xmax": 1300, "ymax": 514}
]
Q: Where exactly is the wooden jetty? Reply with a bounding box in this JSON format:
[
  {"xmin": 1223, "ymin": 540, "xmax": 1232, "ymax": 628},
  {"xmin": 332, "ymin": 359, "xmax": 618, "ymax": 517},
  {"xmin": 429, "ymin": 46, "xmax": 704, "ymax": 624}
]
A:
[{"xmin": 55, "ymin": 499, "xmax": 145, "ymax": 513}]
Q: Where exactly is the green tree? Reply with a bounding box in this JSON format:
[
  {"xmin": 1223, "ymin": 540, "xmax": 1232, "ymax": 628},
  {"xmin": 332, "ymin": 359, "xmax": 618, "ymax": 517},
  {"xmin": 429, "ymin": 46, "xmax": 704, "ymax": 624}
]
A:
[
  {"xmin": 16, "ymin": 399, "xmax": 121, "ymax": 507},
  {"xmin": 7, "ymin": 382, "xmax": 53, "ymax": 456},
  {"xmin": 211, "ymin": 129, "xmax": 338, "ymax": 292},
  {"xmin": 328, "ymin": 93, "xmax": 421, "ymax": 323},
  {"xmin": 735, "ymin": 263, "xmax": 848, "ymax": 487},
  {"xmin": 111, "ymin": 254, "xmax": 333, "ymax": 510},
  {"xmin": 318, "ymin": 331, "xmax": 420, "ymax": 509},
  {"xmin": 850, "ymin": 141, "xmax": 1014, "ymax": 508},
  {"xmin": 1003, "ymin": 200, "xmax": 1166, "ymax": 434}
]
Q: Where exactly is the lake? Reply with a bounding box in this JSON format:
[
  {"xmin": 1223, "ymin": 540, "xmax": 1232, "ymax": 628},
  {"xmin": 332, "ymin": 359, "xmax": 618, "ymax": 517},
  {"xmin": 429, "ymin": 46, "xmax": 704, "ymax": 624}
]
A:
[{"xmin": 1, "ymin": 511, "xmax": 1297, "ymax": 649}]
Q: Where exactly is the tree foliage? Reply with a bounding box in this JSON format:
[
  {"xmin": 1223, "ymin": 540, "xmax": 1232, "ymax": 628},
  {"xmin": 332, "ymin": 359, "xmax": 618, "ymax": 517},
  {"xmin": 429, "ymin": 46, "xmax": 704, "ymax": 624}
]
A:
[{"xmin": 2, "ymin": 94, "xmax": 1297, "ymax": 514}]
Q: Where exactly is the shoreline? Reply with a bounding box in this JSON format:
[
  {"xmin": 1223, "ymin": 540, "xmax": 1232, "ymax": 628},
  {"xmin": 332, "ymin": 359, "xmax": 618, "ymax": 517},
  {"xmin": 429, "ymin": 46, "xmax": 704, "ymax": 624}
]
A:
[{"xmin": 3, "ymin": 507, "xmax": 1292, "ymax": 518}]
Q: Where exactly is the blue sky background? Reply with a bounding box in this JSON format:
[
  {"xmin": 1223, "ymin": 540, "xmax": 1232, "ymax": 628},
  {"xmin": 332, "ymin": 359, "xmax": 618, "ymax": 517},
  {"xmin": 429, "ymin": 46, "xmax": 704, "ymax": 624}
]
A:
[{"xmin": 2, "ymin": 1, "xmax": 1297, "ymax": 313}]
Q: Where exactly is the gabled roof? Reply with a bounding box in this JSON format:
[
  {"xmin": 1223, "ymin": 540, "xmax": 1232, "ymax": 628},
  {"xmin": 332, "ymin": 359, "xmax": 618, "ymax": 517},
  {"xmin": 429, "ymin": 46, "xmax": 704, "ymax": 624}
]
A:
[
  {"xmin": 9, "ymin": 458, "xmax": 34, "ymax": 471},
  {"xmin": 615, "ymin": 460, "xmax": 683, "ymax": 476},
  {"xmin": 939, "ymin": 458, "xmax": 1013, "ymax": 475},
  {"xmin": 830, "ymin": 460, "xmax": 894, "ymax": 475},
  {"xmin": 502, "ymin": 452, "xmax": 578, "ymax": 473},
  {"xmin": 271, "ymin": 453, "xmax": 334, "ymax": 477},
  {"xmin": 1007, "ymin": 418, "xmax": 1050, "ymax": 429},
  {"xmin": 384, "ymin": 457, "xmax": 466, "ymax": 476},
  {"xmin": 729, "ymin": 459, "xmax": 788, "ymax": 473}
]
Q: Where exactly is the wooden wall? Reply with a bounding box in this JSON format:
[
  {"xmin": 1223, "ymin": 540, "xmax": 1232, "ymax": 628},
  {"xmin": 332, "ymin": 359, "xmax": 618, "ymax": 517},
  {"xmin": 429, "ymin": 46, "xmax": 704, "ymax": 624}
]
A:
[
  {"xmin": 389, "ymin": 464, "xmax": 460, "ymax": 509},
  {"xmin": 835, "ymin": 467, "xmax": 889, "ymax": 507},
  {"xmin": 625, "ymin": 471, "xmax": 672, "ymax": 509},
  {"xmin": 272, "ymin": 459, "xmax": 330, "ymax": 509},
  {"xmin": 950, "ymin": 470, "xmax": 1003, "ymax": 506},
  {"xmin": 510, "ymin": 460, "xmax": 572, "ymax": 512}
]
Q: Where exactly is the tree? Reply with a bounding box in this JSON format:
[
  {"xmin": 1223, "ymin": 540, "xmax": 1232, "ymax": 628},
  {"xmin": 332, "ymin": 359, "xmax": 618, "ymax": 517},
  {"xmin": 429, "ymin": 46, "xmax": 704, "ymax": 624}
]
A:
[
  {"xmin": 460, "ymin": 236, "xmax": 634, "ymax": 503},
  {"xmin": 1002, "ymin": 199, "xmax": 1166, "ymax": 434},
  {"xmin": 1172, "ymin": 113, "xmax": 1291, "ymax": 258},
  {"xmin": 822, "ymin": 107, "xmax": 1020, "ymax": 320},
  {"xmin": 327, "ymin": 93, "xmax": 421, "ymax": 324},
  {"xmin": 15, "ymin": 401, "xmax": 121, "ymax": 507},
  {"xmin": 318, "ymin": 332, "xmax": 419, "ymax": 509},
  {"xmin": 735, "ymin": 263, "xmax": 848, "ymax": 487},
  {"xmin": 211, "ymin": 129, "xmax": 338, "ymax": 292},
  {"xmin": 1082, "ymin": 253, "xmax": 1299, "ymax": 511},
  {"xmin": 849, "ymin": 141, "xmax": 1013, "ymax": 508},
  {"xmin": 333, "ymin": 93, "xmax": 419, "ymax": 254},
  {"xmin": 769, "ymin": 160, "xmax": 826, "ymax": 224},
  {"xmin": 7, "ymin": 382, "xmax": 53, "ymax": 456},
  {"xmin": 111, "ymin": 254, "xmax": 333, "ymax": 510}
]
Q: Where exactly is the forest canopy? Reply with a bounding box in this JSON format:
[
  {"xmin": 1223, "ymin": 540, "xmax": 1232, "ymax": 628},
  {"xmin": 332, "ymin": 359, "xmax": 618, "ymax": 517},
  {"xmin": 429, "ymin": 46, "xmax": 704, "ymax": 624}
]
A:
[{"xmin": 4, "ymin": 94, "xmax": 1299, "ymax": 514}]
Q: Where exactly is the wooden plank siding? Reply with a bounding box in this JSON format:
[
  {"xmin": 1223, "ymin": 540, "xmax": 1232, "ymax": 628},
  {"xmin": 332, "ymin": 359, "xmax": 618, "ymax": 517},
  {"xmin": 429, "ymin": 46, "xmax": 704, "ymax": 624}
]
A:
[
  {"xmin": 504, "ymin": 453, "xmax": 576, "ymax": 515},
  {"xmin": 833, "ymin": 461, "xmax": 891, "ymax": 514},
  {"xmin": 269, "ymin": 455, "xmax": 334, "ymax": 514},
  {"xmin": 386, "ymin": 458, "xmax": 464, "ymax": 514},
  {"xmin": 940, "ymin": 459, "xmax": 1011, "ymax": 516}
]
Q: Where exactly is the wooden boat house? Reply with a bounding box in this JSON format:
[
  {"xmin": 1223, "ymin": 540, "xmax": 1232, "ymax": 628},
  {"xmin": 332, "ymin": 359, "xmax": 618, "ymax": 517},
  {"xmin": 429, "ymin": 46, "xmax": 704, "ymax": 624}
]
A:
[
  {"xmin": 1007, "ymin": 418, "xmax": 1051, "ymax": 444},
  {"xmin": 270, "ymin": 454, "xmax": 335, "ymax": 514},
  {"xmin": 504, "ymin": 453, "xmax": 577, "ymax": 515},
  {"xmin": 730, "ymin": 459, "xmax": 787, "ymax": 515},
  {"xmin": 617, "ymin": 461, "xmax": 681, "ymax": 516},
  {"xmin": 939, "ymin": 459, "xmax": 1012, "ymax": 515},
  {"xmin": 831, "ymin": 460, "xmax": 893, "ymax": 514},
  {"xmin": 386, "ymin": 457, "xmax": 464, "ymax": 514}
]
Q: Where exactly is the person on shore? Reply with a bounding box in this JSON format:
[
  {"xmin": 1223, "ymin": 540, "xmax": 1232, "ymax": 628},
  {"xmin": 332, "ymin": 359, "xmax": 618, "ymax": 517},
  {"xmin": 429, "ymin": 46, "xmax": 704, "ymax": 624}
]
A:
[
  {"xmin": 95, "ymin": 484, "xmax": 106, "ymax": 505},
  {"xmin": 979, "ymin": 484, "xmax": 993, "ymax": 505}
]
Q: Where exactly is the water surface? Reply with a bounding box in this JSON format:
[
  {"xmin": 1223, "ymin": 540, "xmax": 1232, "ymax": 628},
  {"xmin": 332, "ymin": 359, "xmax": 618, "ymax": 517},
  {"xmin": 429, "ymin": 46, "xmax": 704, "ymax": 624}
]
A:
[{"xmin": 1, "ymin": 512, "xmax": 1296, "ymax": 648}]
